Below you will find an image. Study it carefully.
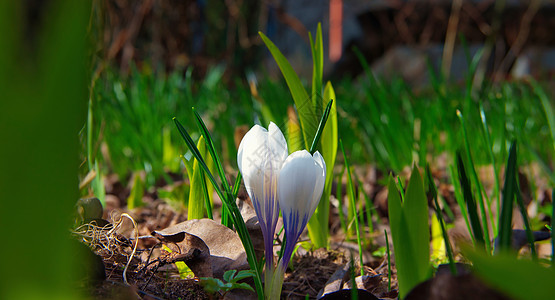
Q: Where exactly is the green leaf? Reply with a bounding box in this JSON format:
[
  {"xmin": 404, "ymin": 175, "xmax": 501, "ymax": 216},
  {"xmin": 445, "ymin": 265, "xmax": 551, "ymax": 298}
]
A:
[
  {"xmin": 200, "ymin": 277, "xmax": 226, "ymax": 294},
  {"xmin": 498, "ymin": 141, "xmax": 517, "ymax": 252},
  {"xmin": 341, "ymin": 140, "xmax": 364, "ymax": 275},
  {"xmin": 457, "ymin": 110, "xmax": 491, "ymax": 251},
  {"xmin": 309, "ymin": 23, "xmax": 324, "ymax": 109},
  {"xmin": 534, "ymin": 80, "xmax": 555, "ymax": 152},
  {"xmin": 426, "ymin": 164, "xmax": 457, "ymax": 275},
  {"xmin": 223, "ymin": 269, "xmax": 236, "ymax": 283},
  {"xmin": 126, "ymin": 171, "xmax": 144, "ymax": 210},
  {"xmin": 388, "ymin": 167, "xmax": 431, "ymax": 299},
  {"xmin": 229, "ymin": 269, "xmax": 256, "ymax": 283},
  {"xmin": 309, "ymin": 99, "xmax": 333, "ymax": 154},
  {"xmin": 231, "ymin": 282, "xmax": 255, "ymax": 292},
  {"xmin": 259, "ymin": 32, "xmax": 317, "ymax": 148},
  {"xmin": 465, "ymin": 248, "xmax": 555, "ymax": 300},
  {"xmin": 456, "ymin": 152, "xmax": 485, "ymax": 247},
  {"xmin": 403, "ymin": 166, "xmax": 431, "ymax": 281},
  {"xmin": 286, "ymin": 106, "xmax": 303, "ymax": 152},
  {"xmin": 92, "ymin": 160, "xmax": 106, "ymax": 206},
  {"xmin": 174, "ymin": 261, "xmax": 194, "ymax": 279},
  {"xmin": 188, "ymin": 135, "xmax": 207, "ymax": 220}
]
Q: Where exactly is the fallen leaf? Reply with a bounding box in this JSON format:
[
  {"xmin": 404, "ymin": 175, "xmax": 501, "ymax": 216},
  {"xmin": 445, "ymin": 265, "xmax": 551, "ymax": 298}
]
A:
[{"xmin": 156, "ymin": 218, "xmax": 249, "ymax": 278}]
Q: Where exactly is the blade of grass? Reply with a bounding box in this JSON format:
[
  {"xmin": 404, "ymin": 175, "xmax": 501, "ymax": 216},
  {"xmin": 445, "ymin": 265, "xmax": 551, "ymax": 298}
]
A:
[
  {"xmin": 426, "ymin": 165, "xmax": 457, "ymax": 275},
  {"xmin": 457, "ymin": 152, "xmax": 485, "ymax": 248},
  {"xmin": 457, "ymin": 110, "xmax": 492, "ymax": 252},
  {"xmin": 127, "ymin": 172, "xmax": 144, "ymax": 210},
  {"xmin": 309, "ymin": 99, "xmax": 333, "ymax": 154},
  {"xmin": 336, "ymin": 166, "xmax": 348, "ymax": 235},
  {"xmin": 188, "ymin": 136, "xmax": 208, "ymax": 220},
  {"xmin": 497, "ymin": 140, "xmax": 517, "ymax": 253},
  {"xmin": 309, "ymin": 23, "xmax": 323, "ymax": 109},
  {"xmin": 387, "ymin": 166, "xmax": 431, "ymax": 298},
  {"xmin": 192, "ymin": 109, "xmax": 234, "ymax": 227},
  {"xmin": 403, "ymin": 166, "xmax": 432, "ymax": 284},
  {"xmin": 384, "ymin": 229, "xmax": 392, "ymax": 292},
  {"xmin": 357, "ymin": 177, "xmax": 374, "ymax": 237},
  {"xmin": 232, "ymin": 172, "xmax": 243, "ymax": 200},
  {"xmin": 341, "ymin": 140, "xmax": 364, "ymax": 276},
  {"xmin": 349, "ymin": 252, "xmax": 359, "ymax": 300},
  {"xmin": 193, "ymin": 109, "xmax": 231, "ymax": 195},
  {"xmin": 449, "ymin": 164, "xmax": 474, "ymax": 244},
  {"xmin": 396, "ymin": 175, "xmax": 405, "ymax": 202},
  {"xmin": 532, "ymin": 79, "xmax": 555, "ymax": 152},
  {"xmin": 200, "ymin": 167, "xmax": 213, "ymax": 219},
  {"xmin": 480, "ymin": 103, "xmax": 501, "ymax": 229}
]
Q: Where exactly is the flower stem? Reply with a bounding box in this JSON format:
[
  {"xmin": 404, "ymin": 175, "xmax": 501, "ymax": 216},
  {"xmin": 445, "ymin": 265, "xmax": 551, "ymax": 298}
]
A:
[{"xmin": 267, "ymin": 262, "xmax": 286, "ymax": 300}]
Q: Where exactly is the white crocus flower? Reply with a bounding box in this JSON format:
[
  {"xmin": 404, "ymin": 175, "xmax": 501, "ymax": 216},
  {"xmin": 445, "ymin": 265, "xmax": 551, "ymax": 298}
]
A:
[
  {"xmin": 237, "ymin": 122, "xmax": 288, "ymax": 274},
  {"xmin": 277, "ymin": 150, "xmax": 326, "ymax": 267}
]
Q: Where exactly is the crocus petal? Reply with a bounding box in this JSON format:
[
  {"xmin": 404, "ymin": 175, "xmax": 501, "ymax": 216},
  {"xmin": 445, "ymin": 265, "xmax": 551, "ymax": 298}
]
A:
[
  {"xmin": 277, "ymin": 150, "xmax": 326, "ymax": 266},
  {"xmin": 308, "ymin": 151, "xmax": 326, "ymax": 214},
  {"xmin": 267, "ymin": 122, "xmax": 289, "ymax": 168},
  {"xmin": 237, "ymin": 124, "xmax": 267, "ymax": 208}
]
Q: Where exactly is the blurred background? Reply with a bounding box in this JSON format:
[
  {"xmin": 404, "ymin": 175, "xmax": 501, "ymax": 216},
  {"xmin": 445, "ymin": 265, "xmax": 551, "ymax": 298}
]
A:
[{"xmin": 93, "ymin": 0, "xmax": 555, "ymax": 84}]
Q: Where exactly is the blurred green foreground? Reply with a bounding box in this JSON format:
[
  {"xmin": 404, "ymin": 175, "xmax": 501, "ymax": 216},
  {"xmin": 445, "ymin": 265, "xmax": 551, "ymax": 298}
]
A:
[{"xmin": 0, "ymin": 1, "xmax": 89, "ymax": 299}]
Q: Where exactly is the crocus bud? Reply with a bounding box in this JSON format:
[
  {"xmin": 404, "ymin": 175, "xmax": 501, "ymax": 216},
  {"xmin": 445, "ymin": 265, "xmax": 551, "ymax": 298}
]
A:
[{"xmin": 277, "ymin": 150, "xmax": 326, "ymax": 267}]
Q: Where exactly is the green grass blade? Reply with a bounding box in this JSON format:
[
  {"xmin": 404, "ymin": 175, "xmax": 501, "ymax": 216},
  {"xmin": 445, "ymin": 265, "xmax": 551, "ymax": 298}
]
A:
[
  {"xmin": 188, "ymin": 136, "xmax": 208, "ymax": 220},
  {"xmin": 286, "ymin": 106, "xmax": 304, "ymax": 152},
  {"xmin": 457, "ymin": 110, "xmax": 492, "ymax": 252},
  {"xmin": 480, "ymin": 103, "xmax": 501, "ymax": 228},
  {"xmin": 450, "ymin": 164, "xmax": 475, "ymax": 245},
  {"xmin": 514, "ymin": 176, "xmax": 537, "ymax": 259},
  {"xmin": 232, "ymin": 172, "xmax": 243, "ymax": 200},
  {"xmin": 396, "ymin": 175, "xmax": 405, "ymax": 202},
  {"xmin": 403, "ymin": 166, "xmax": 432, "ymax": 282},
  {"xmin": 309, "ymin": 99, "xmax": 333, "ymax": 154},
  {"xmin": 384, "ymin": 229, "xmax": 392, "ymax": 292},
  {"xmin": 498, "ymin": 141, "xmax": 517, "ymax": 252},
  {"xmin": 456, "ymin": 152, "xmax": 485, "ymax": 248},
  {"xmin": 388, "ymin": 166, "xmax": 431, "ymax": 298},
  {"xmin": 92, "ymin": 160, "xmax": 106, "ymax": 206},
  {"xmin": 341, "ymin": 140, "xmax": 363, "ymax": 275},
  {"xmin": 200, "ymin": 167, "xmax": 213, "ymax": 219},
  {"xmin": 174, "ymin": 118, "xmax": 222, "ymax": 200},
  {"xmin": 259, "ymin": 32, "xmax": 317, "ymax": 147},
  {"xmin": 426, "ymin": 165, "xmax": 457, "ymax": 275},
  {"xmin": 356, "ymin": 174, "xmax": 374, "ymax": 237},
  {"xmin": 336, "ymin": 167, "xmax": 348, "ymax": 234},
  {"xmin": 309, "ymin": 23, "xmax": 323, "ymax": 109},
  {"xmin": 532, "ymin": 79, "xmax": 555, "ymax": 152},
  {"xmin": 127, "ymin": 172, "xmax": 144, "ymax": 210},
  {"xmin": 193, "ymin": 109, "xmax": 231, "ymax": 195}
]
